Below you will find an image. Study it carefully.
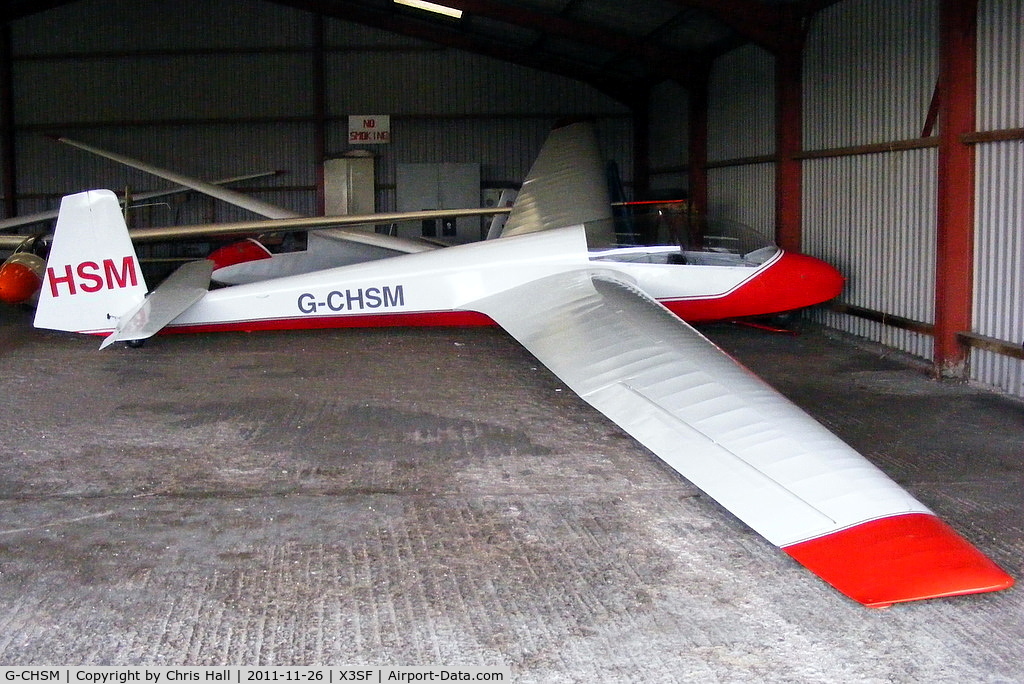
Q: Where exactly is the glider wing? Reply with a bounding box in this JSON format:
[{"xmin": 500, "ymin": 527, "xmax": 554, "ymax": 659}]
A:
[
  {"xmin": 58, "ymin": 137, "xmax": 303, "ymax": 220},
  {"xmin": 471, "ymin": 268, "xmax": 1013, "ymax": 606}
]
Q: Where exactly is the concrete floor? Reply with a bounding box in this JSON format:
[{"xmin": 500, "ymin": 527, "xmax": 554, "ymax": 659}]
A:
[{"xmin": 0, "ymin": 303, "xmax": 1021, "ymax": 681}]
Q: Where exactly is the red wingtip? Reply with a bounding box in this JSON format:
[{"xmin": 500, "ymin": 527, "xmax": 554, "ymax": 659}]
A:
[
  {"xmin": 783, "ymin": 513, "xmax": 1014, "ymax": 607},
  {"xmin": 207, "ymin": 238, "xmax": 272, "ymax": 271}
]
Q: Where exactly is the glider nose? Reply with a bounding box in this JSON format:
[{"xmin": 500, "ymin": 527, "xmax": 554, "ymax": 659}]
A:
[
  {"xmin": 0, "ymin": 253, "xmax": 45, "ymax": 305},
  {"xmin": 767, "ymin": 251, "xmax": 845, "ymax": 312},
  {"xmin": 207, "ymin": 238, "xmax": 272, "ymax": 271}
]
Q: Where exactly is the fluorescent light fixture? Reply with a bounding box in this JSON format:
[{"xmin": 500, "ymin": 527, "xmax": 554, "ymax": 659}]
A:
[{"xmin": 394, "ymin": 0, "xmax": 463, "ymax": 19}]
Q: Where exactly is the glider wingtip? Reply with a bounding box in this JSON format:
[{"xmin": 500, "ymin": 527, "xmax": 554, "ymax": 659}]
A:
[{"xmin": 783, "ymin": 512, "xmax": 1014, "ymax": 607}]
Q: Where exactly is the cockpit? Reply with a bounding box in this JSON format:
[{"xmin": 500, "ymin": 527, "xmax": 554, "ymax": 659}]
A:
[{"xmin": 590, "ymin": 204, "xmax": 780, "ymax": 268}]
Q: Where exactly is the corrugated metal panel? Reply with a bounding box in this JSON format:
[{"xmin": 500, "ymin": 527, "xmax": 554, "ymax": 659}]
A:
[
  {"xmin": 563, "ymin": 0, "xmax": 680, "ymax": 38},
  {"xmin": 649, "ymin": 80, "xmax": 688, "ymax": 196},
  {"xmin": 324, "ymin": 16, "xmax": 432, "ymax": 48},
  {"xmin": 649, "ymin": 80, "xmax": 687, "ymax": 168},
  {"xmin": 322, "ymin": 21, "xmax": 633, "ymax": 209},
  {"xmin": 972, "ymin": 142, "xmax": 1024, "ymax": 397},
  {"xmin": 329, "ymin": 116, "xmax": 631, "ymax": 212},
  {"xmin": 11, "ymin": 0, "xmax": 313, "ymax": 52},
  {"xmin": 22, "ymin": 124, "xmax": 320, "ymax": 190},
  {"xmin": 977, "ymin": 0, "xmax": 1024, "ymax": 130},
  {"xmin": 804, "ymin": 0, "xmax": 938, "ymax": 149},
  {"xmin": 707, "ymin": 164, "xmax": 774, "ymax": 240},
  {"xmin": 803, "ymin": 0, "xmax": 1024, "ymax": 397},
  {"xmin": 970, "ymin": 0, "xmax": 1023, "ymax": 398},
  {"xmin": 649, "ymin": 171, "xmax": 687, "ymax": 197},
  {"xmin": 362, "ymin": 119, "xmax": 553, "ymax": 212},
  {"xmin": 803, "ymin": 149, "xmax": 938, "ymax": 361},
  {"xmin": 596, "ymin": 117, "xmax": 635, "ymax": 197},
  {"xmin": 802, "ymin": 0, "xmax": 941, "ymax": 363},
  {"xmin": 6, "ymin": 3, "xmax": 630, "ymax": 224},
  {"xmin": 19, "ymin": 123, "xmax": 319, "ymax": 219},
  {"xmin": 708, "ymin": 44, "xmax": 774, "ymax": 161},
  {"xmin": 325, "ymin": 46, "xmax": 629, "ymax": 116},
  {"xmin": 15, "ymin": 53, "xmax": 315, "ymax": 124}
]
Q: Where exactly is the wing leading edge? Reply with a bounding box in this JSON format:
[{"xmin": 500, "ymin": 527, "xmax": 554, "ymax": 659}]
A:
[{"xmin": 470, "ymin": 269, "xmax": 1013, "ymax": 606}]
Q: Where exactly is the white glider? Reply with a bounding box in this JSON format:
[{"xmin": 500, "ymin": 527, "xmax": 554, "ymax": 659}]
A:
[{"xmin": 32, "ymin": 123, "xmax": 1013, "ymax": 607}]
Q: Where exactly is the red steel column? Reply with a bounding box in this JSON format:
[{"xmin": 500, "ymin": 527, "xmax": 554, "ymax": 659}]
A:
[
  {"xmin": 934, "ymin": 0, "xmax": 978, "ymax": 378},
  {"xmin": 775, "ymin": 43, "xmax": 803, "ymax": 253}
]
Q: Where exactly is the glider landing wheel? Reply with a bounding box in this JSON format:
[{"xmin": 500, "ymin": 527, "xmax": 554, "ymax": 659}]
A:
[{"xmin": 125, "ymin": 339, "xmax": 146, "ymax": 349}]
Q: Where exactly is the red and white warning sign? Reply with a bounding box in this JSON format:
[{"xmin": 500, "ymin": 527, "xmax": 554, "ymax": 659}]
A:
[{"xmin": 348, "ymin": 115, "xmax": 391, "ymax": 144}]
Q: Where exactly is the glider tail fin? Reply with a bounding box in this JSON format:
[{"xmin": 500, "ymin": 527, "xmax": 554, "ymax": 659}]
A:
[
  {"xmin": 498, "ymin": 121, "xmax": 614, "ymax": 244},
  {"xmin": 34, "ymin": 189, "xmax": 148, "ymax": 336}
]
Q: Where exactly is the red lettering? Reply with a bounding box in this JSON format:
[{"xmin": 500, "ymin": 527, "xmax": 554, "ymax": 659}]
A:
[
  {"xmin": 77, "ymin": 261, "xmax": 104, "ymax": 292},
  {"xmin": 104, "ymin": 256, "xmax": 138, "ymax": 289},
  {"xmin": 45, "ymin": 257, "xmax": 137, "ymax": 297},
  {"xmin": 47, "ymin": 264, "xmax": 76, "ymax": 297}
]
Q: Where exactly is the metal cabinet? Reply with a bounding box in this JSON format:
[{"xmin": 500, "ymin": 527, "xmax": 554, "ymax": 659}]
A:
[{"xmin": 396, "ymin": 163, "xmax": 481, "ymax": 242}]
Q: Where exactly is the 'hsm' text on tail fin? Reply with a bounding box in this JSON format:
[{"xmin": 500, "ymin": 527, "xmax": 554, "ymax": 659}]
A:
[{"xmin": 33, "ymin": 189, "xmax": 148, "ymax": 336}]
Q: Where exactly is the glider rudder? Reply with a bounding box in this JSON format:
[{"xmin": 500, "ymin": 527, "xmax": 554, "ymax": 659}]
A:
[{"xmin": 33, "ymin": 190, "xmax": 148, "ymax": 336}]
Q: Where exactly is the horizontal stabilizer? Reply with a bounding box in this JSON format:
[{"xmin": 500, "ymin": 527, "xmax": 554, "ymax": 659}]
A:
[{"xmin": 100, "ymin": 259, "xmax": 213, "ymax": 348}]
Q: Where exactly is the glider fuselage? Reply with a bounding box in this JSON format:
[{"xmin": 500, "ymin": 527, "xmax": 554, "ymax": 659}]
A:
[{"xmin": 151, "ymin": 240, "xmax": 844, "ymax": 336}]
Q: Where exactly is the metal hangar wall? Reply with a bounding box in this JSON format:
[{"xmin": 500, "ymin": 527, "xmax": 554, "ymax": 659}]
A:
[
  {"xmin": 0, "ymin": 0, "xmax": 632, "ymax": 224},
  {"xmin": 0, "ymin": 0, "xmax": 1022, "ymax": 399},
  {"xmin": 649, "ymin": 0, "xmax": 1024, "ymax": 399}
]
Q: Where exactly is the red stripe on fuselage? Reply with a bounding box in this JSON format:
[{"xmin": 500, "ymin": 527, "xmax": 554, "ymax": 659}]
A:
[{"xmin": 162, "ymin": 309, "xmax": 495, "ymax": 335}]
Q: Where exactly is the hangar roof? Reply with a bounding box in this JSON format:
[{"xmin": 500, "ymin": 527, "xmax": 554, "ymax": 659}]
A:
[{"xmin": 0, "ymin": 0, "xmax": 835, "ymax": 103}]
